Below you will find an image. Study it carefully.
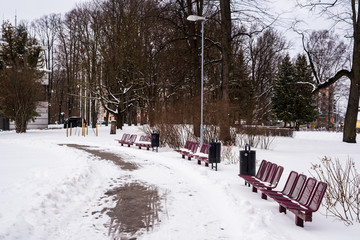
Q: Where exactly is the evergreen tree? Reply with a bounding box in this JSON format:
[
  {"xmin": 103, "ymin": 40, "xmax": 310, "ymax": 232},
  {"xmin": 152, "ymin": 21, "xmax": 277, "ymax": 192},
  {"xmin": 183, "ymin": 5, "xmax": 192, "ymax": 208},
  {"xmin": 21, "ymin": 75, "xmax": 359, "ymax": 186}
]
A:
[
  {"xmin": 293, "ymin": 54, "xmax": 317, "ymax": 129},
  {"xmin": 272, "ymin": 54, "xmax": 317, "ymax": 129},
  {"xmin": 272, "ymin": 54, "xmax": 295, "ymax": 126},
  {"xmin": 0, "ymin": 22, "xmax": 43, "ymax": 133}
]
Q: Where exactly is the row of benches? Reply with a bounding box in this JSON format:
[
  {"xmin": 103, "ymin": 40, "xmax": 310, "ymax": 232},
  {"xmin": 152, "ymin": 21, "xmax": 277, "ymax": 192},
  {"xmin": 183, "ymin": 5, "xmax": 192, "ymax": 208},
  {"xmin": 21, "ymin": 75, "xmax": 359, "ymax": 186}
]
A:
[
  {"xmin": 175, "ymin": 140, "xmax": 210, "ymax": 167},
  {"xmin": 116, "ymin": 135, "xmax": 213, "ymax": 168},
  {"xmin": 239, "ymin": 160, "xmax": 327, "ymax": 227},
  {"xmin": 116, "ymin": 133, "xmax": 152, "ymax": 150},
  {"xmin": 117, "ymin": 136, "xmax": 212, "ymax": 167},
  {"xmin": 116, "ymin": 136, "xmax": 327, "ymax": 227}
]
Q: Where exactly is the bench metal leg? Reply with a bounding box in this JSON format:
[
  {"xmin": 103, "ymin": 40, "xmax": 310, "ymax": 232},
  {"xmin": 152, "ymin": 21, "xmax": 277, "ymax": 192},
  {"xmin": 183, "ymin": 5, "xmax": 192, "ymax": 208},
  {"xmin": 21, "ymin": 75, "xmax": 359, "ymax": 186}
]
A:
[
  {"xmin": 261, "ymin": 193, "xmax": 267, "ymax": 200},
  {"xmin": 279, "ymin": 205, "xmax": 286, "ymax": 214},
  {"xmin": 295, "ymin": 216, "xmax": 304, "ymax": 227}
]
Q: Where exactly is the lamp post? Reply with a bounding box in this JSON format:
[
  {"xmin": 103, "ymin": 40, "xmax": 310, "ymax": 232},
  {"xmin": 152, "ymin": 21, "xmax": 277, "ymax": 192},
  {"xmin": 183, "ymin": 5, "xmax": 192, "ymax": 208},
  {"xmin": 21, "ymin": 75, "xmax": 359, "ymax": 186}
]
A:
[
  {"xmin": 187, "ymin": 15, "xmax": 205, "ymax": 147},
  {"xmin": 334, "ymin": 96, "xmax": 345, "ymax": 132}
]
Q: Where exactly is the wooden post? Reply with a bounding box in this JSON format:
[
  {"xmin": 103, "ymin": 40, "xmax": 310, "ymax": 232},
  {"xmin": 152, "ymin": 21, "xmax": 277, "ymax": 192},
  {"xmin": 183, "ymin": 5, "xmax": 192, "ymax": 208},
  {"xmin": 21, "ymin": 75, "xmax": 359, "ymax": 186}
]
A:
[
  {"xmin": 86, "ymin": 123, "xmax": 88, "ymax": 135},
  {"xmin": 66, "ymin": 124, "xmax": 68, "ymax": 137},
  {"xmin": 82, "ymin": 118, "xmax": 85, "ymax": 137},
  {"xmin": 96, "ymin": 123, "xmax": 98, "ymax": 136},
  {"xmin": 70, "ymin": 123, "xmax": 72, "ymax": 136},
  {"xmin": 110, "ymin": 121, "xmax": 116, "ymax": 134}
]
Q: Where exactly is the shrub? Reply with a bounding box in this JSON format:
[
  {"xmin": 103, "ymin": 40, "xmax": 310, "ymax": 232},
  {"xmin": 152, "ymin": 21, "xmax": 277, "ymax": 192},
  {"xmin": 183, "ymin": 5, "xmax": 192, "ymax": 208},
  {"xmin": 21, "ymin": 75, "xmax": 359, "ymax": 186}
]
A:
[
  {"xmin": 311, "ymin": 157, "xmax": 360, "ymax": 225},
  {"xmin": 236, "ymin": 126, "xmax": 294, "ymax": 137},
  {"xmin": 221, "ymin": 146, "xmax": 238, "ymax": 164},
  {"xmin": 142, "ymin": 124, "xmax": 196, "ymax": 149},
  {"xmin": 234, "ymin": 126, "xmax": 292, "ymax": 150}
]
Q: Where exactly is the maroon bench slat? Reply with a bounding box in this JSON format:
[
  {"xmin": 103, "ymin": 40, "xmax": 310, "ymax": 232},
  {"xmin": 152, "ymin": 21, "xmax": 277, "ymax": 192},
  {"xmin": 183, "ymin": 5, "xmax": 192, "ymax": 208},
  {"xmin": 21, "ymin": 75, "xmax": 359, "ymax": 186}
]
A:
[
  {"xmin": 260, "ymin": 171, "xmax": 298, "ymax": 200},
  {"xmin": 279, "ymin": 181, "xmax": 327, "ymax": 227}
]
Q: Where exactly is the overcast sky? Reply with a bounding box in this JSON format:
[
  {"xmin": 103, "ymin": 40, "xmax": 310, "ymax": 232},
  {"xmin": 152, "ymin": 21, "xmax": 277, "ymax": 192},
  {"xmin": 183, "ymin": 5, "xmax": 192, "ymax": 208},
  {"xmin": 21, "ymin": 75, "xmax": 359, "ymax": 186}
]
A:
[
  {"xmin": 0, "ymin": 0, "xmax": 327, "ymax": 26},
  {"xmin": 0, "ymin": 0, "xmax": 88, "ymax": 24},
  {"xmin": 0, "ymin": 0, "xmax": 335, "ymax": 56}
]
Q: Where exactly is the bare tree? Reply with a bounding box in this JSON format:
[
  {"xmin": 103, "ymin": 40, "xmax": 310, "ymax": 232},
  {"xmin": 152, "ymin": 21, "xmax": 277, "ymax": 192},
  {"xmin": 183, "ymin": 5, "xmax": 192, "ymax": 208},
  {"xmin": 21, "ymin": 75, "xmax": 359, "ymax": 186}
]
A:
[
  {"xmin": 32, "ymin": 14, "xmax": 60, "ymax": 123},
  {"xmin": 43, "ymin": 0, "xmax": 284, "ymax": 136},
  {"xmin": 304, "ymin": 30, "xmax": 348, "ymax": 129},
  {"xmin": 56, "ymin": 10, "xmax": 83, "ymax": 119},
  {"xmin": 95, "ymin": 0, "xmax": 162, "ymax": 129},
  {"xmin": 247, "ymin": 28, "xmax": 288, "ymax": 123},
  {"xmin": 297, "ymin": 0, "xmax": 359, "ymax": 143},
  {"xmin": 216, "ymin": 0, "xmax": 281, "ymax": 142}
]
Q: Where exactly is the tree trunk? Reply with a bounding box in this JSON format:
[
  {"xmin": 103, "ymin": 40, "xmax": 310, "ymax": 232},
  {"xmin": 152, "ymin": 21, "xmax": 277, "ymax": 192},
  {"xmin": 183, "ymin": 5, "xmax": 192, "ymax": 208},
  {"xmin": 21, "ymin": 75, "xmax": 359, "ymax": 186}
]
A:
[
  {"xmin": 141, "ymin": 101, "xmax": 146, "ymax": 125},
  {"xmin": 149, "ymin": 100, "xmax": 156, "ymax": 127},
  {"xmin": 219, "ymin": 0, "xmax": 232, "ymax": 143},
  {"xmin": 343, "ymin": 12, "xmax": 360, "ymax": 143},
  {"xmin": 105, "ymin": 110, "xmax": 109, "ymax": 126},
  {"xmin": 116, "ymin": 106, "xmax": 123, "ymax": 130},
  {"xmin": 91, "ymin": 99, "xmax": 97, "ymax": 128},
  {"xmin": 343, "ymin": 80, "xmax": 359, "ymax": 143},
  {"xmin": 15, "ymin": 111, "xmax": 27, "ymax": 133},
  {"xmin": 343, "ymin": 47, "xmax": 359, "ymax": 143}
]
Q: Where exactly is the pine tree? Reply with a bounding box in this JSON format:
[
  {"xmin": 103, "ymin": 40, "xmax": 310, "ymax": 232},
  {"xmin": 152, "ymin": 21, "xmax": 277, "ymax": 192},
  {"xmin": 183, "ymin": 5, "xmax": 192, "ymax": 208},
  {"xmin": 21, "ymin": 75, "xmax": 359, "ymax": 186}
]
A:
[
  {"xmin": 293, "ymin": 54, "xmax": 317, "ymax": 129},
  {"xmin": 272, "ymin": 54, "xmax": 295, "ymax": 126},
  {"xmin": 272, "ymin": 54, "xmax": 317, "ymax": 129},
  {"xmin": 0, "ymin": 22, "xmax": 43, "ymax": 133}
]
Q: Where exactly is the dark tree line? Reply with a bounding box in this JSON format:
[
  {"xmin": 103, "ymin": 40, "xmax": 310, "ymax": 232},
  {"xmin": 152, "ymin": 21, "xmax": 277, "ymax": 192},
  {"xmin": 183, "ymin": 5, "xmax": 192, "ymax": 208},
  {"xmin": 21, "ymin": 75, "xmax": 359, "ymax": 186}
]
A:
[
  {"xmin": 1, "ymin": 0, "xmax": 351, "ymax": 143},
  {"xmin": 34, "ymin": 0, "xmax": 277, "ymax": 139}
]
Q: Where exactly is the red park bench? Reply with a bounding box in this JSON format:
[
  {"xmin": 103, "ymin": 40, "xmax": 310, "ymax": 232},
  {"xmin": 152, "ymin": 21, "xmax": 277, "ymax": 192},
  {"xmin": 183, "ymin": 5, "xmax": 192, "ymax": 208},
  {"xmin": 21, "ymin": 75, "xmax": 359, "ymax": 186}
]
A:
[
  {"xmin": 194, "ymin": 144, "xmax": 210, "ymax": 166},
  {"xmin": 115, "ymin": 133, "xmax": 137, "ymax": 147},
  {"xmin": 135, "ymin": 135, "xmax": 152, "ymax": 150},
  {"xmin": 239, "ymin": 159, "xmax": 327, "ymax": 227},
  {"xmin": 176, "ymin": 141, "xmax": 199, "ymax": 160}
]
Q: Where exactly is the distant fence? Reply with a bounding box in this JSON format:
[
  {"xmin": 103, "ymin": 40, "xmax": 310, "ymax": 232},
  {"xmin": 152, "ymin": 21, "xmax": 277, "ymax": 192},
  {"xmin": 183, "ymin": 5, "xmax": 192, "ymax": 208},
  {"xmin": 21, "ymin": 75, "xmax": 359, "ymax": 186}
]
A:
[{"xmin": 236, "ymin": 126, "xmax": 294, "ymax": 138}]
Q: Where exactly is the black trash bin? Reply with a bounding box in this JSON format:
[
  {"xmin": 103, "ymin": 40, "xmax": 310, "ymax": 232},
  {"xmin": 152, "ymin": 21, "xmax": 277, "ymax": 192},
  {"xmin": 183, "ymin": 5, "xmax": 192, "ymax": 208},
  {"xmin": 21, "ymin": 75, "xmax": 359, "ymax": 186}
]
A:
[
  {"xmin": 208, "ymin": 140, "xmax": 221, "ymax": 171},
  {"xmin": 240, "ymin": 144, "xmax": 256, "ymax": 177},
  {"xmin": 151, "ymin": 132, "xmax": 159, "ymax": 152}
]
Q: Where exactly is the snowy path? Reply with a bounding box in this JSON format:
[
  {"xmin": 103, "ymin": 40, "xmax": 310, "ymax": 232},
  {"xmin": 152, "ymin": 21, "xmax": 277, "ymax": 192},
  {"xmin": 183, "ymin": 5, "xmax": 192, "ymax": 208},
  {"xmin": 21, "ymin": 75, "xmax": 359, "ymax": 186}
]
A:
[{"xmin": 104, "ymin": 145, "xmax": 299, "ymax": 240}]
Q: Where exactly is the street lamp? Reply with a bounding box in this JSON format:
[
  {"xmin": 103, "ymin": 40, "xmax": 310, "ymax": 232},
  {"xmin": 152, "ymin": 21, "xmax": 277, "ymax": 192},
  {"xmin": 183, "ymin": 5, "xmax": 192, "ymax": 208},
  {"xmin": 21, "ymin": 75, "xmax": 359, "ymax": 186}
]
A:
[
  {"xmin": 187, "ymin": 15, "xmax": 205, "ymax": 147},
  {"xmin": 334, "ymin": 96, "xmax": 346, "ymax": 132}
]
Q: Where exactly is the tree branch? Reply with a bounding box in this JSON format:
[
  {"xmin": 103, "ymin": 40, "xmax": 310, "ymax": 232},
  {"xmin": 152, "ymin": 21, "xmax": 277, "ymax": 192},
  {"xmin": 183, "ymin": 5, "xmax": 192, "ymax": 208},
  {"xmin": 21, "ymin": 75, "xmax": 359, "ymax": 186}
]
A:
[
  {"xmin": 312, "ymin": 69, "xmax": 352, "ymax": 94},
  {"xmin": 296, "ymin": 29, "xmax": 322, "ymax": 85}
]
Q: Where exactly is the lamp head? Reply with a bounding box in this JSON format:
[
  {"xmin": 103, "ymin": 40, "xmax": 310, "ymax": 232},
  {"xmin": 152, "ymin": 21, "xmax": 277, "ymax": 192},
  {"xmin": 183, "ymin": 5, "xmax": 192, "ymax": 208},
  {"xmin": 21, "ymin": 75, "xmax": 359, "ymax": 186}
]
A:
[{"xmin": 187, "ymin": 15, "xmax": 206, "ymax": 22}]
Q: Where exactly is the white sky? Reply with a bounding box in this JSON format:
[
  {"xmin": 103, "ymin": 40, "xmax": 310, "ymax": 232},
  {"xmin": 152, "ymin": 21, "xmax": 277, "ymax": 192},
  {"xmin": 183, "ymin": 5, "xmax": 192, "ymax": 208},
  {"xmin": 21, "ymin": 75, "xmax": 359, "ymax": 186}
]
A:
[
  {"xmin": 0, "ymin": 0, "xmax": 88, "ymax": 24},
  {"xmin": 0, "ymin": 0, "xmax": 330, "ymax": 27},
  {"xmin": 0, "ymin": 0, "xmax": 345, "ymax": 57}
]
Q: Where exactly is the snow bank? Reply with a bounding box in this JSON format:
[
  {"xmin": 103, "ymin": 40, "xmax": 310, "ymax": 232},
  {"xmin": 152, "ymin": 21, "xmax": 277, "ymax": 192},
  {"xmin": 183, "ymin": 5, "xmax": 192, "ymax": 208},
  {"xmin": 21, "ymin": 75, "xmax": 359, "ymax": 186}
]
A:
[{"xmin": 0, "ymin": 130, "xmax": 121, "ymax": 239}]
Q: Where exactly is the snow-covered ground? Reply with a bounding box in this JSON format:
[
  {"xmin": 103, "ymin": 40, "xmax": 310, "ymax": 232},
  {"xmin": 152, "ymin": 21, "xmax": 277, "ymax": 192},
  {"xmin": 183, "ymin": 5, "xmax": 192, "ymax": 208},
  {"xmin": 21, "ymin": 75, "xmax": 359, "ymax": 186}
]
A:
[{"xmin": 0, "ymin": 125, "xmax": 359, "ymax": 240}]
